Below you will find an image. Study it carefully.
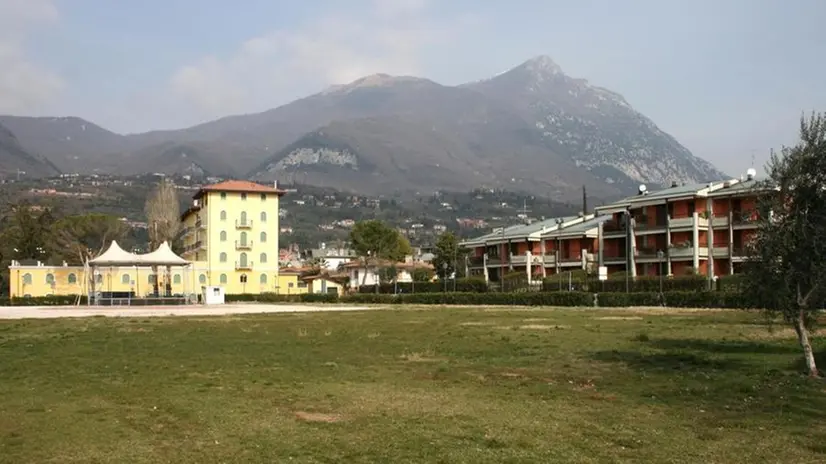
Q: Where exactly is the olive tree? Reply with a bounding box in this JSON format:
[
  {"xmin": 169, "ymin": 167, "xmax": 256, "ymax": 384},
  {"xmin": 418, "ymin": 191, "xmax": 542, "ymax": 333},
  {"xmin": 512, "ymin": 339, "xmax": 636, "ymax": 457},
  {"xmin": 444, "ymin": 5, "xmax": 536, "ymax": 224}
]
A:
[{"xmin": 743, "ymin": 112, "xmax": 826, "ymax": 377}]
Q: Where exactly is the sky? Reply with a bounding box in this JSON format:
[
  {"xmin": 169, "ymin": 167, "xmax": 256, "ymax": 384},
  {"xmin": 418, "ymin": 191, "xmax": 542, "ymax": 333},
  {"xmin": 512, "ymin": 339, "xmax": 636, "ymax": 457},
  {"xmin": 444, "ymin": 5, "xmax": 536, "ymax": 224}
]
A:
[{"xmin": 1, "ymin": 0, "xmax": 825, "ymax": 176}]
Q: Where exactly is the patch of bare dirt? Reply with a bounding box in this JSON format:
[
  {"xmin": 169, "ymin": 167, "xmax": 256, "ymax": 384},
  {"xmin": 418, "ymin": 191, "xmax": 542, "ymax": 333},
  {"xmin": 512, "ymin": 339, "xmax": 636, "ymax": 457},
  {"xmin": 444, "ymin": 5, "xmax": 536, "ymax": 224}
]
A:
[
  {"xmin": 595, "ymin": 316, "xmax": 644, "ymax": 321},
  {"xmin": 459, "ymin": 321, "xmax": 491, "ymax": 326},
  {"xmin": 294, "ymin": 411, "xmax": 342, "ymax": 423},
  {"xmin": 400, "ymin": 351, "xmax": 443, "ymax": 363}
]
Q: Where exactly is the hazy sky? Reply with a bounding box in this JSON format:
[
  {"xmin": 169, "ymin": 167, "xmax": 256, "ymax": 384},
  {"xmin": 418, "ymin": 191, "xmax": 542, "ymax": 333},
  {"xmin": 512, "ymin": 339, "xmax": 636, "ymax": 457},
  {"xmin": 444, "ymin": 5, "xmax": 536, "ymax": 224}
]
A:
[{"xmin": 1, "ymin": 0, "xmax": 824, "ymax": 175}]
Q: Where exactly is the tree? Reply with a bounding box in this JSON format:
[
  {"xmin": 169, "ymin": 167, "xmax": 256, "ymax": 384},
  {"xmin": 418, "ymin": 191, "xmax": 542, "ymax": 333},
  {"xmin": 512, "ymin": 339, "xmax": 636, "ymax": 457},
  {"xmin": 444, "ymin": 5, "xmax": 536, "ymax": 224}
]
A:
[
  {"xmin": 145, "ymin": 179, "xmax": 181, "ymax": 295},
  {"xmin": 349, "ymin": 220, "xmax": 411, "ymax": 290},
  {"xmin": 432, "ymin": 231, "xmax": 466, "ymax": 280},
  {"xmin": 412, "ymin": 267, "xmax": 434, "ymax": 282},
  {"xmin": 52, "ymin": 214, "xmax": 129, "ymax": 265},
  {"xmin": 742, "ymin": 112, "xmax": 826, "ymax": 377},
  {"xmin": 145, "ymin": 178, "xmax": 181, "ymax": 249}
]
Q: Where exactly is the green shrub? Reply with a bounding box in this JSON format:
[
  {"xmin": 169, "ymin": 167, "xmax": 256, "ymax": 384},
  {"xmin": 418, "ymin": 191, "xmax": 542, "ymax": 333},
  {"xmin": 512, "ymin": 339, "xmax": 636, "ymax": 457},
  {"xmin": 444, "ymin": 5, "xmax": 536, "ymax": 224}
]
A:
[
  {"xmin": 1, "ymin": 295, "xmax": 88, "ymax": 306},
  {"xmin": 597, "ymin": 292, "xmax": 662, "ymax": 307}
]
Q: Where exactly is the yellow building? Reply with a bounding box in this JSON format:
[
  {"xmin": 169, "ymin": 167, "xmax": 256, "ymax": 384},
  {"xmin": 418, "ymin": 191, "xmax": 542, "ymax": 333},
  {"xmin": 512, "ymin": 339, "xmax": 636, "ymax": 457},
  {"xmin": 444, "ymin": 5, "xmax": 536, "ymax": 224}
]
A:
[
  {"xmin": 180, "ymin": 180, "xmax": 285, "ymax": 294},
  {"xmin": 8, "ymin": 179, "xmax": 289, "ymax": 298}
]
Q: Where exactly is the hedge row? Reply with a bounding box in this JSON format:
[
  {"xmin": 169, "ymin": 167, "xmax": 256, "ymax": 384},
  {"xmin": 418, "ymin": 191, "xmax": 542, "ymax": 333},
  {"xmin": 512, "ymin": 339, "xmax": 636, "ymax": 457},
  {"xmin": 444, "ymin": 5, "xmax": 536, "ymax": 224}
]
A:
[
  {"xmin": 0, "ymin": 295, "xmax": 88, "ymax": 306},
  {"xmin": 542, "ymin": 275, "xmax": 711, "ymax": 293},
  {"xmin": 356, "ymin": 278, "xmax": 489, "ymax": 294},
  {"xmin": 225, "ymin": 291, "xmax": 752, "ymax": 309}
]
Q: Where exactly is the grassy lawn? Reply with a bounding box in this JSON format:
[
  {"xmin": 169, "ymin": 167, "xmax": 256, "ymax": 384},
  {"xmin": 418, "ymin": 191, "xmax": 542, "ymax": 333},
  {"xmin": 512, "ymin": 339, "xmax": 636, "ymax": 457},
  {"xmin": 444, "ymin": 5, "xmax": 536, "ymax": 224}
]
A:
[{"xmin": 1, "ymin": 306, "xmax": 826, "ymax": 463}]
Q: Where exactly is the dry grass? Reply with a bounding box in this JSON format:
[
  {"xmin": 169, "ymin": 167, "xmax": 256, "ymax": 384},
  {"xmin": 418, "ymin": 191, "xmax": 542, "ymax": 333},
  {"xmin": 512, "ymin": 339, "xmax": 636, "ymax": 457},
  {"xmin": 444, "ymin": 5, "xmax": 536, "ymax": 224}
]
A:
[{"xmin": 0, "ymin": 307, "xmax": 825, "ymax": 463}]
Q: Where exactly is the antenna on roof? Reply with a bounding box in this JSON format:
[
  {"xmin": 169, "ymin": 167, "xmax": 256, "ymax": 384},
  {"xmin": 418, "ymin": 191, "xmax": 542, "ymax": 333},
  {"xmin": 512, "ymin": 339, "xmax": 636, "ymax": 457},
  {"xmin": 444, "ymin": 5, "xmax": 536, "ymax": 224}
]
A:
[
  {"xmin": 582, "ymin": 185, "xmax": 587, "ymax": 216},
  {"xmin": 750, "ymin": 149, "xmax": 756, "ymax": 170},
  {"xmin": 517, "ymin": 198, "xmax": 531, "ymax": 224}
]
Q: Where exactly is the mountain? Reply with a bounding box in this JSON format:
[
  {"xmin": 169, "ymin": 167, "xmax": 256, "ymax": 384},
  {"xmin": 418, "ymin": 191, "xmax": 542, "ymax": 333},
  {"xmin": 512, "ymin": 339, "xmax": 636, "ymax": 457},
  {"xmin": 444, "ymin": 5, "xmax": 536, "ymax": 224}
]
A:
[
  {"xmin": 0, "ymin": 57, "xmax": 727, "ymax": 199},
  {"xmin": 464, "ymin": 56, "xmax": 726, "ymax": 187},
  {"xmin": 0, "ymin": 116, "xmax": 136, "ymax": 172},
  {"xmin": 0, "ymin": 123, "xmax": 61, "ymax": 178}
]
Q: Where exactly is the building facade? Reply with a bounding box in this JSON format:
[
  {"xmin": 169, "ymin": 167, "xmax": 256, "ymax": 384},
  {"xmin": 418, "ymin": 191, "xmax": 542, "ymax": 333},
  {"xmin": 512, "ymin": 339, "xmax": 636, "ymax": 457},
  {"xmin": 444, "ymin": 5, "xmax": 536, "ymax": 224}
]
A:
[
  {"xmin": 180, "ymin": 180, "xmax": 286, "ymax": 294},
  {"xmin": 461, "ymin": 171, "xmax": 763, "ymax": 283}
]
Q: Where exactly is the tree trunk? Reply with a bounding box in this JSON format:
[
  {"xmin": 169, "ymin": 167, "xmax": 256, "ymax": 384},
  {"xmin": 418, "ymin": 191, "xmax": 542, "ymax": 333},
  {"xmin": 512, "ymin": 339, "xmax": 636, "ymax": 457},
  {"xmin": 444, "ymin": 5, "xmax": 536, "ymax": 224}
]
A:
[{"xmin": 793, "ymin": 310, "xmax": 819, "ymax": 377}]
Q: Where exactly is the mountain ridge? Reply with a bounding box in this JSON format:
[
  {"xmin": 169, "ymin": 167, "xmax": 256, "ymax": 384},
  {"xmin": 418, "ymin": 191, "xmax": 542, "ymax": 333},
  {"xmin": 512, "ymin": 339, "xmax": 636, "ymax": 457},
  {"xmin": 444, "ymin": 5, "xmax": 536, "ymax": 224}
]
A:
[{"xmin": 0, "ymin": 56, "xmax": 727, "ymax": 199}]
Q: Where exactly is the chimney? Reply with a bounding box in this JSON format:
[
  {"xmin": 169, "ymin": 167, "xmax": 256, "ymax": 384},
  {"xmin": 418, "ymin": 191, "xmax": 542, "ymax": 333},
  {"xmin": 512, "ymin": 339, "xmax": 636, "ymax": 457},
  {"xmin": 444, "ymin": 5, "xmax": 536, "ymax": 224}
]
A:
[
  {"xmin": 273, "ymin": 180, "xmax": 278, "ymax": 189},
  {"xmin": 671, "ymin": 180, "xmax": 678, "ymax": 188}
]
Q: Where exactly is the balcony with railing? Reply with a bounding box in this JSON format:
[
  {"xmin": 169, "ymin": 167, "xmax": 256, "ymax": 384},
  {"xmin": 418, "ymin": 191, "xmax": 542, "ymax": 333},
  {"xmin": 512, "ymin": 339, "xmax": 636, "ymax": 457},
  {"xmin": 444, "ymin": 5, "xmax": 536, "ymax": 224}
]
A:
[
  {"xmin": 236, "ymin": 219, "xmax": 253, "ymax": 229},
  {"xmin": 602, "ymin": 222, "xmax": 628, "ymax": 237},
  {"xmin": 468, "ymin": 256, "xmax": 485, "ymax": 268},
  {"xmin": 732, "ymin": 210, "xmax": 758, "ymax": 228},
  {"xmin": 235, "ymin": 260, "xmax": 254, "ymax": 270},
  {"xmin": 235, "ymin": 240, "xmax": 253, "ymax": 250}
]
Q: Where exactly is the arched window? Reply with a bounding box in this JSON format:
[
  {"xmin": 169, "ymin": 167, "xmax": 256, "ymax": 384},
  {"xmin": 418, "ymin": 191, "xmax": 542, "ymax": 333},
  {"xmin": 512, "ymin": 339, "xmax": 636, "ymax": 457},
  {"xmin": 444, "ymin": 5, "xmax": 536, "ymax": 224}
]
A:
[
  {"xmin": 260, "ymin": 253, "xmax": 268, "ymax": 264},
  {"xmin": 220, "ymin": 274, "xmax": 227, "ymax": 284},
  {"xmin": 68, "ymin": 273, "xmax": 77, "ymax": 284},
  {"xmin": 260, "ymin": 211, "xmax": 267, "ymax": 222},
  {"xmin": 260, "ymin": 231, "xmax": 267, "ymax": 243},
  {"xmin": 199, "ymin": 274, "xmax": 206, "ymax": 284},
  {"xmin": 22, "ymin": 273, "xmax": 32, "ymax": 285},
  {"xmin": 239, "ymin": 252, "xmax": 248, "ymax": 267},
  {"xmin": 121, "ymin": 274, "xmax": 130, "ymax": 284},
  {"xmin": 240, "ymin": 231, "xmax": 248, "ymax": 246},
  {"xmin": 45, "ymin": 273, "xmax": 55, "ymax": 285},
  {"xmin": 220, "ymin": 210, "xmax": 227, "ymax": 221},
  {"xmin": 220, "ymin": 231, "xmax": 227, "ymax": 242},
  {"xmin": 260, "ymin": 193, "xmax": 267, "ymax": 201},
  {"xmin": 220, "ymin": 252, "xmax": 227, "ymax": 263},
  {"xmin": 240, "ymin": 274, "xmax": 248, "ymax": 283},
  {"xmin": 173, "ymin": 274, "xmax": 181, "ymax": 284},
  {"xmin": 240, "ymin": 211, "xmax": 248, "ymax": 225},
  {"xmin": 260, "ymin": 274, "xmax": 267, "ymax": 284},
  {"xmin": 220, "ymin": 192, "xmax": 227, "ymax": 200},
  {"xmin": 241, "ymin": 193, "xmax": 247, "ymax": 201}
]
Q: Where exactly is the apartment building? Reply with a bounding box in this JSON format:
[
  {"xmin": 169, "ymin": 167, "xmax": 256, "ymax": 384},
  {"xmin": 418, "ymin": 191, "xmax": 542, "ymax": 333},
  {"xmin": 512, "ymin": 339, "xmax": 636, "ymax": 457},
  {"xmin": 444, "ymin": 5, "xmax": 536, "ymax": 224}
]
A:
[
  {"xmin": 180, "ymin": 180, "xmax": 286, "ymax": 294},
  {"xmin": 462, "ymin": 215, "xmax": 602, "ymax": 283},
  {"xmin": 461, "ymin": 170, "xmax": 764, "ymax": 284},
  {"xmin": 594, "ymin": 171, "xmax": 761, "ymax": 279}
]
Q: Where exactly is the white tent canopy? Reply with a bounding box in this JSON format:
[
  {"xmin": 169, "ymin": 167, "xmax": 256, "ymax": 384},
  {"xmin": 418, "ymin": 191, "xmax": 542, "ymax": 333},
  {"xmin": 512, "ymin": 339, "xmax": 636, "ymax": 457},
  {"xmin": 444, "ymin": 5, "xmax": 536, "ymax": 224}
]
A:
[
  {"xmin": 89, "ymin": 240, "xmax": 189, "ymax": 267},
  {"xmin": 139, "ymin": 241, "xmax": 189, "ymax": 266}
]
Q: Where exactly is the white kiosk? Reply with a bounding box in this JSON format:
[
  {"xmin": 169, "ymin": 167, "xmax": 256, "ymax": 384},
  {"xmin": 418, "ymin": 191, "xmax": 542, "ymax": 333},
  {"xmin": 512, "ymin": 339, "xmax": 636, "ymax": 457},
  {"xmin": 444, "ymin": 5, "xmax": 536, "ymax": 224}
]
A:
[{"xmin": 202, "ymin": 286, "xmax": 225, "ymax": 305}]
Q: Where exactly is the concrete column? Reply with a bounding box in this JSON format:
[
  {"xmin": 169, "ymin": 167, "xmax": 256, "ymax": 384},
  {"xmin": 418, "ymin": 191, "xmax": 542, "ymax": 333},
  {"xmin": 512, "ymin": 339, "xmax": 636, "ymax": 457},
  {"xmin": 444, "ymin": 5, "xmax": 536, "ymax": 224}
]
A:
[
  {"xmin": 665, "ymin": 212, "xmax": 673, "ymax": 276},
  {"xmin": 555, "ymin": 239, "xmax": 561, "ymax": 275},
  {"xmin": 526, "ymin": 251, "xmax": 532, "ymax": 284},
  {"xmin": 628, "ymin": 211, "xmax": 637, "ymax": 278},
  {"xmin": 706, "ymin": 198, "xmax": 714, "ymax": 287},
  {"xmin": 597, "ymin": 220, "xmax": 604, "ymax": 268},
  {"xmin": 692, "ymin": 211, "xmax": 700, "ymax": 272},
  {"xmin": 482, "ymin": 253, "xmax": 489, "ymax": 283},
  {"xmin": 728, "ymin": 198, "xmax": 735, "ymax": 275}
]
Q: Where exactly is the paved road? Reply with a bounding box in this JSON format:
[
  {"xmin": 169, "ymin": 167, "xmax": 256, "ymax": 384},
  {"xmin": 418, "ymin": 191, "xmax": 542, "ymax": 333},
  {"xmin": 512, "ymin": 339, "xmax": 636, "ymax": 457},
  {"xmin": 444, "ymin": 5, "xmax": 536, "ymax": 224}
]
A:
[{"xmin": 0, "ymin": 304, "xmax": 374, "ymax": 320}]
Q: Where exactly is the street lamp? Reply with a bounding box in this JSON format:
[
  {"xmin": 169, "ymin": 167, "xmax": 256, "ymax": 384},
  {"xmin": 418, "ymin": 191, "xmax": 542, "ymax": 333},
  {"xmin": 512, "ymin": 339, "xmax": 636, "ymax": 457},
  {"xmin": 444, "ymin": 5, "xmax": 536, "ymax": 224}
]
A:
[{"xmin": 657, "ymin": 249, "xmax": 665, "ymax": 302}]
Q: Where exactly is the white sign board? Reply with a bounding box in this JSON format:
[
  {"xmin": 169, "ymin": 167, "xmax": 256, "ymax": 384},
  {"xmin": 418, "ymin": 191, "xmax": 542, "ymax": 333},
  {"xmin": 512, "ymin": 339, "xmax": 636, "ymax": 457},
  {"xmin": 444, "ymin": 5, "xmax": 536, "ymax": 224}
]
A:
[{"xmin": 598, "ymin": 266, "xmax": 608, "ymax": 281}]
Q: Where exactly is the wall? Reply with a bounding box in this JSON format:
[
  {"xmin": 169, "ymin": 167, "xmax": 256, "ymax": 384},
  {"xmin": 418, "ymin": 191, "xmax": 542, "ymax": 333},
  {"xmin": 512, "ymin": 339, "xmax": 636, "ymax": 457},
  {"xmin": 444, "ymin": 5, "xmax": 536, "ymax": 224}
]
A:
[{"xmin": 9, "ymin": 264, "xmax": 208, "ymax": 298}]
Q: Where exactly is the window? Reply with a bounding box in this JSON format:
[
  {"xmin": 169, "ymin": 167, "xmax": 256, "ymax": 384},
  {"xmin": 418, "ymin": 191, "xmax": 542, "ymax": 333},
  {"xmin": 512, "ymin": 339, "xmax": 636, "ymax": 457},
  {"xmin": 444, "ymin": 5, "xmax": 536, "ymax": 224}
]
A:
[
  {"xmin": 199, "ymin": 274, "xmax": 206, "ymax": 284},
  {"xmin": 260, "ymin": 231, "xmax": 267, "ymax": 243},
  {"xmin": 240, "ymin": 274, "xmax": 248, "ymax": 284},
  {"xmin": 45, "ymin": 273, "xmax": 55, "ymax": 285},
  {"xmin": 220, "ymin": 210, "xmax": 227, "ymax": 221},
  {"xmin": 220, "ymin": 274, "xmax": 227, "ymax": 284},
  {"xmin": 149, "ymin": 274, "xmax": 157, "ymax": 284},
  {"xmin": 288, "ymin": 282, "xmax": 294, "ymax": 288},
  {"xmin": 298, "ymin": 282, "xmax": 308, "ymax": 289},
  {"xmin": 240, "ymin": 211, "xmax": 248, "ymax": 225},
  {"xmin": 240, "ymin": 231, "xmax": 248, "ymax": 246},
  {"xmin": 260, "ymin": 253, "xmax": 268, "ymax": 264},
  {"xmin": 174, "ymin": 274, "xmax": 181, "ymax": 284},
  {"xmin": 239, "ymin": 252, "xmax": 248, "ymax": 267},
  {"xmin": 260, "ymin": 274, "xmax": 267, "ymax": 284},
  {"xmin": 241, "ymin": 193, "xmax": 247, "ymax": 201},
  {"xmin": 220, "ymin": 192, "xmax": 227, "ymax": 200},
  {"xmin": 220, "ymin": 231, "xmax": 227, "ymax": 242},
  {"xmin": 220, "ymin": 252, "xmax": 227, "ymax": 263},
  {"xmin": 68, "ymin": 273, "xmax": 77, "ymax": 284},
  {"xmin": 260, "ymin": 193, "xmax": 267, "ymax": 201},
  {"xmin": 122, "ymin": 274, "xmax": 130, "ymax": 284},
  {"xmin": 260, "ymin": 211, "xmax": 267, "ymax": 222},
  {"xmin": 22, "ymin": 273, "xmax": 32, "ymax": 285}
]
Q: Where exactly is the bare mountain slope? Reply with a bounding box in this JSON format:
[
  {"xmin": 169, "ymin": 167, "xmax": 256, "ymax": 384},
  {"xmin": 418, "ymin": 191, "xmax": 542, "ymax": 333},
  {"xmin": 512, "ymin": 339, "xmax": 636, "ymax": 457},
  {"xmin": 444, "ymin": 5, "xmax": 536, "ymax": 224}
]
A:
[{"xmin": 0, "ymin": 123, "xmax": 61, "ymax": 178}]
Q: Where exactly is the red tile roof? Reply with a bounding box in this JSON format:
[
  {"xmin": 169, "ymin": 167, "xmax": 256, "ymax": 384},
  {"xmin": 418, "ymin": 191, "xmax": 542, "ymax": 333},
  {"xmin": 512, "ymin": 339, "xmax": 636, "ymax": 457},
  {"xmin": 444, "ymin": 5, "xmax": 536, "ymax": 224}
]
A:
[{"xmin": 194, "ymin": 180, "xmax": 286, "ymax": 199}]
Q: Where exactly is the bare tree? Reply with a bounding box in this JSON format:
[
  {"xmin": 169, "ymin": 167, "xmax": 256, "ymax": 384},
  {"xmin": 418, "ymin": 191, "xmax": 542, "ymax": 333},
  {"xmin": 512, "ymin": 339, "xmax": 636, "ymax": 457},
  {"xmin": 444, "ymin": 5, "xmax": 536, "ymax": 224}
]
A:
[{"xmin": 145, "ymin": 178, "xmax": 181, "ymax": 295}]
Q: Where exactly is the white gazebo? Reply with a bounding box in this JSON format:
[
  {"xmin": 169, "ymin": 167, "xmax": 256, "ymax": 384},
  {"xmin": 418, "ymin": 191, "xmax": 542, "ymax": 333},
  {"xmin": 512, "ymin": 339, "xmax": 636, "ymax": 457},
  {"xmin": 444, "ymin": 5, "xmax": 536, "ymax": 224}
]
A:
[{"xmin": 87, "ymin": 240, "xmax": 193, "ymax": 306}]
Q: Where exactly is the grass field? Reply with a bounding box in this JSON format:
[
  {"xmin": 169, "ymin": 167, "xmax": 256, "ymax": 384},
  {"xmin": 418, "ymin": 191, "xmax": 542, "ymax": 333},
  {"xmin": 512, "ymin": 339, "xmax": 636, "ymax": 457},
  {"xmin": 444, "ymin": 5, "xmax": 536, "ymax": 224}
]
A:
[{"xmin": 1, "ymin": 306, "xmax": 826, "ymax": 463}]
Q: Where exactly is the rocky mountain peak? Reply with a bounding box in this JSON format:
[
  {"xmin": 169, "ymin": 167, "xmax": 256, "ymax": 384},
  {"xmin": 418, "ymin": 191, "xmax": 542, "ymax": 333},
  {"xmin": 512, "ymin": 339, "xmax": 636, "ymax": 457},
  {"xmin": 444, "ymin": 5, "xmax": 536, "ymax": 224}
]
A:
[{"xmin": 518, "ymin": 55, "xmax": 564, "ymax": 77}]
